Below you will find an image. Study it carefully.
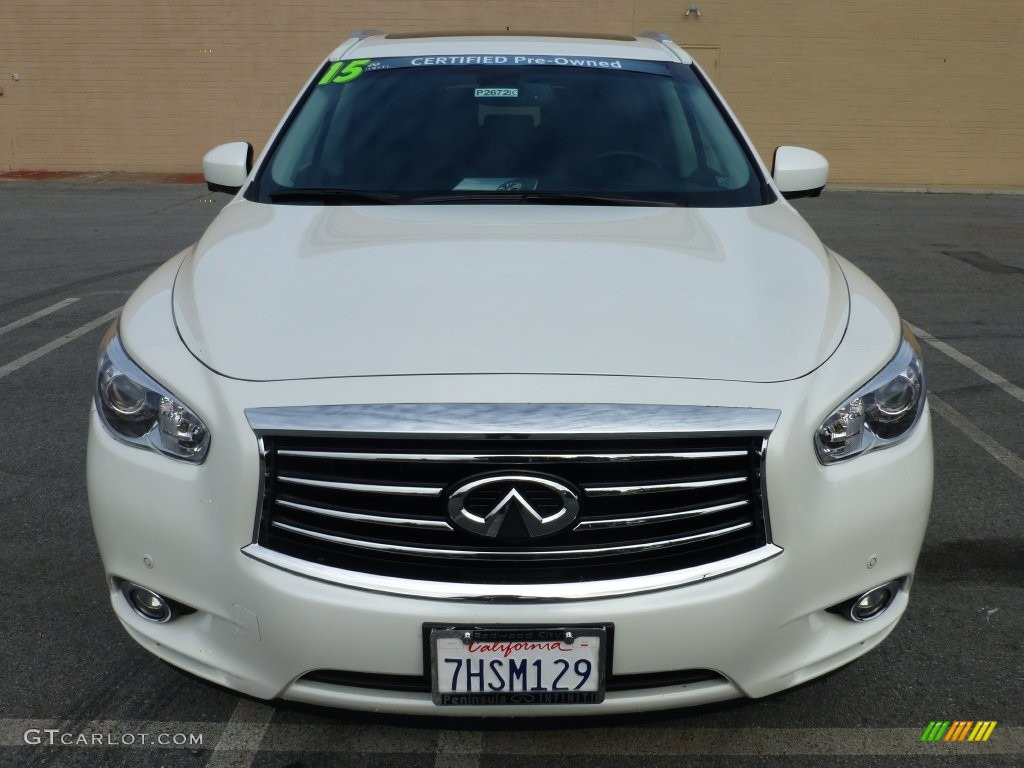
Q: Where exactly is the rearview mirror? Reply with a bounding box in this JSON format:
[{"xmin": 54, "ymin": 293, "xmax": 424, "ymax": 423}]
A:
[
  {"xmin": 772, "ymin": 146, "xmax": 828, "ymax": 200},
  {"xmin": 203, "ymin": 142, "xmax": 253, "ymax": 194}
]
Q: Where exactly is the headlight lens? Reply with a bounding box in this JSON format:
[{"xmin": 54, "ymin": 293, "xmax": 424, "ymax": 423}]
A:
[
  {"xmin": 95, "ymin": 323, "xmax": 211, "ymax": 463},
  {"xmin": 815, "ymin": 322, "xmax": 926, "ymax": 464}
]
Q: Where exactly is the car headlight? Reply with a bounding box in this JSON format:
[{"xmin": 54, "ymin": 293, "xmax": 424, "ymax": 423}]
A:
[
  {"xmin": 95, "ymin": 323, "xmax": 211, "ymax": 463},
  {"xmin": 815, "ymin": 322, "xmax": 926, "ymax": 464}
]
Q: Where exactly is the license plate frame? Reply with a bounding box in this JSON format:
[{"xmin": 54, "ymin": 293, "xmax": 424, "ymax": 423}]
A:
[{"xmin": 428, "ymin": 625, "xmax": 608, "ymax": 706}]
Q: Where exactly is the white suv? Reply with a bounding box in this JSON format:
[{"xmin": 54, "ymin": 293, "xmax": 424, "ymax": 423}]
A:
[{"xmin": 88, "ymin": 31, "xmax": 932, "ymax": 715}]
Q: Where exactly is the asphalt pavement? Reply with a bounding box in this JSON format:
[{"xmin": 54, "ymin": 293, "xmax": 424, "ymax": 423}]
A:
[{"xmin": 0, "ymin": 178, "xmax": 1021, "ymax": 767}]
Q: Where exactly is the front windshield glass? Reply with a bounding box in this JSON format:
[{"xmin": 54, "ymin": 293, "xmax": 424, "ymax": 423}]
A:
[{"xmin": 252, "ymin": 56, "xmax": 770, "ymax": 206}]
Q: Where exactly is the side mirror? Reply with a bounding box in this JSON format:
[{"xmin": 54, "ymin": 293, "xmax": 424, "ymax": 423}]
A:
[
  {"xmin": 203, "ymin": 142, "xmax": 253, "ymax": 194},
  {"xmin": 772, "ymin": 146, "xmax": 828, "ymax": 200}
]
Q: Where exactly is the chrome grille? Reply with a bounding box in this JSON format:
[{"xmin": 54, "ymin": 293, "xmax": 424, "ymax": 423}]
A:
[{"xmin": 246, "ymin": 404, "xmax": 776, "ymax": 586}]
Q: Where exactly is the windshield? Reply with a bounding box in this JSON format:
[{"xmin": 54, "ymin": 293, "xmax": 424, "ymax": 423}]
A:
[{"xmin": 250, "ymin": 56, "xmax": 771, "ymax": 207}]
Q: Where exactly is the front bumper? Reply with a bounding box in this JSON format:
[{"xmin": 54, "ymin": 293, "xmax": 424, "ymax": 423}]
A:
[{"xmin": 87, "ymin": 398, "xmax": 932, "ymax": 716}]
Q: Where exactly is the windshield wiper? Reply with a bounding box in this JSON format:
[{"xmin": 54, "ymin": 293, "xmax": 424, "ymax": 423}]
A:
[
  {"xmin": 522, "ymin": 192, "xmax": 686, "ymax": 207},
  {"xmin": 406, "ymin": 193, "xmax": 521, "ymax": 204},
  {"xmin": 268, "ymin": 188, "xmax": 401, "ymax": 204},
  {"xmin": 270, "ymin": 189, "xmax": 687, "ymax": 207},
  {"xmin": 407, "ymin": 192, "xmax": 685, "ymax": 207}
]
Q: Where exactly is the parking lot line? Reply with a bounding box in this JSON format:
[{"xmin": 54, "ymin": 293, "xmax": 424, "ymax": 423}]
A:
[
  {"xmin": 204, "ymin": 699, "xmax": 275, "ymax": 768},
  {"xmin": 928, "ymin": 395, "xmax": 1024, "ymax": 481},
  {"xmin": 0, "ymin": 297, "xmax": 79, "ymax": 337},
  {"xmin": 435, "ymin": 729, "xmax": 482, "ymax": 768},
  {"xmin": 0, "ymin": 308, "xmax": 119, "ymax": 381},
  {"xmin": 908, "ymin": 322, "xmax": 1024, "ymax": 405}
]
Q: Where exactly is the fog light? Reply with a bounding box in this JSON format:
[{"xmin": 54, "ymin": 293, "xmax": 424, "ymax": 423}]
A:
[
  {"xmin": 123, "ymin": 583, "xmax": 173, "ymax": 623},
  {"xmin": 848, "ymin": 580, "xmax": 901, "ymax": 622}
]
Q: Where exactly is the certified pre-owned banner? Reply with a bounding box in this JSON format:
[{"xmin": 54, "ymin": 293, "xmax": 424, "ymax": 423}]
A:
[{"xmin": 317, "ymin": 55, "xmax": 672, "ymax": 85}]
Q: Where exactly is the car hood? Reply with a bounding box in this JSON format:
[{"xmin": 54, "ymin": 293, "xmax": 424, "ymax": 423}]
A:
[{"xmin": 172, "ymin": 200, "xmax": 848, "ymax": 383}]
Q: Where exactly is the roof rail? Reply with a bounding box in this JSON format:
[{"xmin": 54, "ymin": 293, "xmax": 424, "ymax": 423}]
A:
[
  {"xmin": 330, "ymin": 29, "xmax": 382, "ymax": 60},
  {"xmin": 638, "ymin": 31, "xmax": 691, "ymax": 65}
]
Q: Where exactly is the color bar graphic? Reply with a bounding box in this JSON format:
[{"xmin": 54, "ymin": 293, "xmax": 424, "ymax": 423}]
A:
[
  {"xmin": 920, "ymin": 721, "xmax": 997, "ymax": 742},
  {"xmin": 921, "ymin": 721, "xmax": 950, "ymax": 741},
  {"xmin": 967, "ymin": 721, "xmax": 998, "ymax": 742}
]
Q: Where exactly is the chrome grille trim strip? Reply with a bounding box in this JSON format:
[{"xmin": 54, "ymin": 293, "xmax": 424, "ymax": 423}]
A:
[
  {"xmin": 277, "ymin": 499, "xmax": 454, "ymax": 530},
  {"xmin": 277, "ymin": 475, "xmax": 443, "ymax": 497},
  {"xmin": 575, "ymin": 500, "xmax": 749, "ymax": 530},
  {"xmin": 250, "ymin": 403, "xmax": 777, "ymax": 591},
  {"xmin": 271, "ymin": 519, "xmax": 753, "ymax": 559},
  {"xmin": 277, "ymin": 449, "xmax": 750, "ymax": 462},
  {"xmin": 583, "ymin": 476, "xmax": 747, "ymax": 497},
  {"xmin": 240, "ymin": 542, "xmax": 784, "ymax": 601},
  {"xmin": 246, "ymin": 403, "xmax": 782, "ymax": 436}
]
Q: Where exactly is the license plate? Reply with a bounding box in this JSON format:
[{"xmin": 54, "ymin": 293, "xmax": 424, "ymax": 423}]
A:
[{"xmin": 429, "ymin": 626, "xmax": 606, "ymax": 705}]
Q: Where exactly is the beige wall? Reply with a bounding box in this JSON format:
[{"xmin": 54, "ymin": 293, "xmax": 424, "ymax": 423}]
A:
[{"xmin": 1, "ymin": 1, "xmax": 1021, "ymax": 188}]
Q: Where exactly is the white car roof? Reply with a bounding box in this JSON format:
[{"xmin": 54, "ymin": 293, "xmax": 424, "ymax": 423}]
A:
[{"xmin": 329, "ymin": 31, "xmax": 692, "ymax": 65}]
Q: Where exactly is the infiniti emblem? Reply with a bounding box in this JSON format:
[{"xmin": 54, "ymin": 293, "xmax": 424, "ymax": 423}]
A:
[{"xmin": 447, "ymin": 475, "xmax": 580, "ymax": 539}]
